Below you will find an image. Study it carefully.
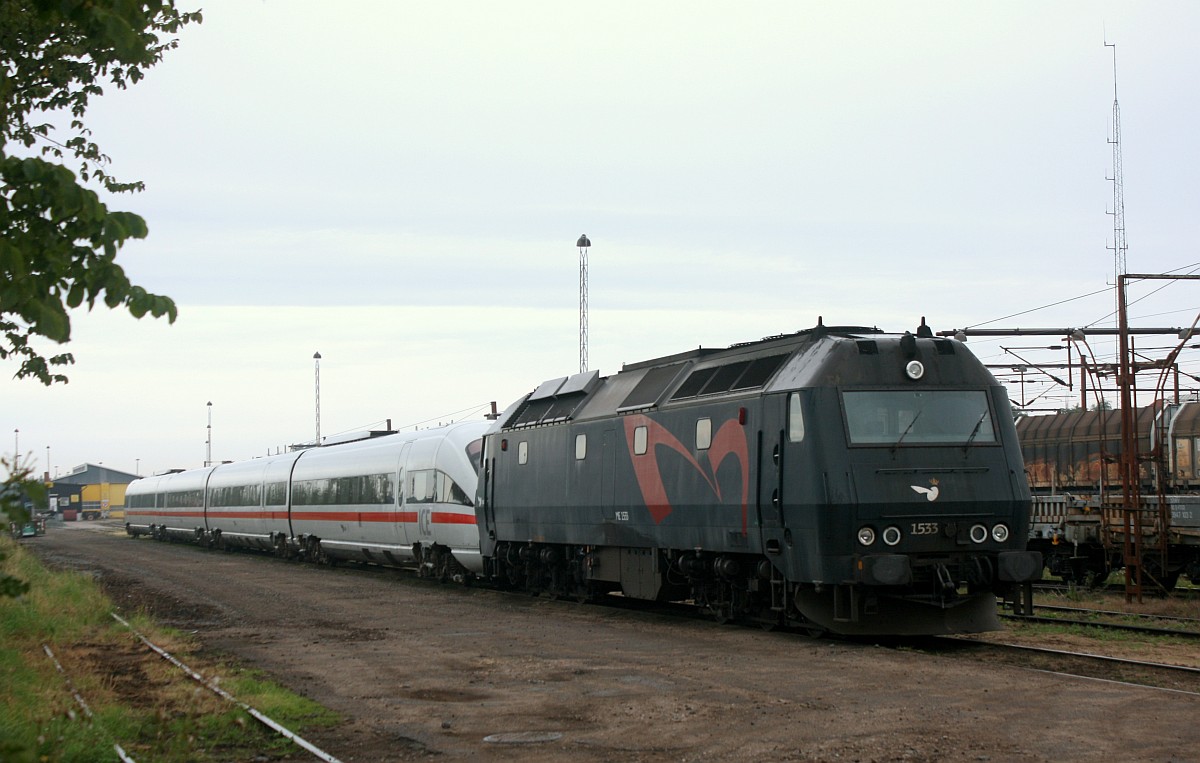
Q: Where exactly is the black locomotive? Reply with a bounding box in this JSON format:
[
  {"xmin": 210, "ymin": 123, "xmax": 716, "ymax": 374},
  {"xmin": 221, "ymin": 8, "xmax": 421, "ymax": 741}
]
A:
[{"xmin": 477, "ymin": 319, "xmax": 1042, "ymax": 635}]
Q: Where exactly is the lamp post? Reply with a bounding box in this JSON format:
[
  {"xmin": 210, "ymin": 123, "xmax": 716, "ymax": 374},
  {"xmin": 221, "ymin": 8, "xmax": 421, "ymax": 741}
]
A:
[
  {"xmin": 313, "ymin": 352, "xmax": 322, "ymax": 445},
  {"xmin": 205, "ymin": 401, "xmax": 213, "ymax": 467},
  {"xmin": 45, "ymin": 445, "xmax": 49, "ymax": 480},
  {"xmin": 13, "ymin": 429, "xmax": 18, "ymax": 475},
  {"xmin": 576, "ymin": 234, "xmax": 591, "ymax": 374},
  {"xmin": 135, "ymin": 458, "xmax": 140, "ymax": 476}
]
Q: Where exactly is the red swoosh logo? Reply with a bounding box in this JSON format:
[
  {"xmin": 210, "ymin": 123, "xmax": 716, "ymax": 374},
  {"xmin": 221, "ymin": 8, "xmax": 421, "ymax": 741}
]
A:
[{"xmin": 623, "ymin": 414, "xmax": 750, "ymax": 532}]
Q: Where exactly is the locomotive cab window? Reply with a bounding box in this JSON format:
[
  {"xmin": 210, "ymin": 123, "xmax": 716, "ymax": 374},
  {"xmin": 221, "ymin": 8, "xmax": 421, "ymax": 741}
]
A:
[
  {"xmin": 696, "ymin": 418, "xmax": 712, "ymax": 450},
  {"xmin": 788, "ymin": 393, "xmax": 805, "ymax": 443},
  {"xmin": 842, "ymin": 390, "xmax": 996, "ymax": 446},
  {"xmin": 634, "ymin": 425, "xmax": 648, "ymax": 455}
]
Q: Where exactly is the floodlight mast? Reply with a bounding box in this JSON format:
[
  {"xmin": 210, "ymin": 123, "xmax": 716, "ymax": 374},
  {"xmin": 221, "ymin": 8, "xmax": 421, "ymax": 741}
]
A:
[
  {"xmin": 1105, "ymin": 41, "xmax": 1128, "ymax": 301},
  {"xmin": 314, "ymin": 352, "xmax": 322, "ymax": 445},
  {"xmin": 577, "ymin": 235, "xmax": 591, "ymax": 374}
]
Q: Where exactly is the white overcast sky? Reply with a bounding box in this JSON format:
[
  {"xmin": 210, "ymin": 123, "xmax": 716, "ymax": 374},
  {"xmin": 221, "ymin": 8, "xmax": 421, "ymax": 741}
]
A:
[{"xmin": 6, "ymin": 1, "xmax": 1200, "ymax": 479}]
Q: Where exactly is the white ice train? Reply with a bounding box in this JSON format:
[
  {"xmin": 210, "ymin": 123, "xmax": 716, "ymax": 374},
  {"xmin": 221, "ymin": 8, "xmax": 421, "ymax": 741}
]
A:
[{"xmin": 124, "ymin": 422, "xmax": 490, "ymax": 578}]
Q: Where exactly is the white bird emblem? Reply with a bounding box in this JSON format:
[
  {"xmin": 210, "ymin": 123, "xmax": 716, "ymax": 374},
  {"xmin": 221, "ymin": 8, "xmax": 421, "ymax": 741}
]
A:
[{"xmin": 910, "ymin": 484, "xmax": 940, "ymax": 501}]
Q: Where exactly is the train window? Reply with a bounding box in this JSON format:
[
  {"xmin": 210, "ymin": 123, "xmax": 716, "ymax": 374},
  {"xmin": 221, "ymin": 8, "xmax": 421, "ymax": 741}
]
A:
[
  {"xmin": 842, "ymin": 390, "xmax": 996, "ymax": 446},
  {"xmin": 696, "ymin": 418, "xmax": 712, "ymax": 450},
  {"xmin": 265, "ymin": 481, "xmax": 287, "ymax": 506},
  {"xmin": 435, "ymin": 471, "xmax": 473, "ymax": 506},
  {"xmin": 575, "ymin": 434, "xmax": 587, "ymax": 460},
  {"xmin": 634, "ymin": 426, "xmax": 648, "ymax": 455},
  {"xmin": 465, "ymin": 438, "xmax": 483, "ymax": 474},
  {"xmin": 165, "ymin": 489, "xmax": 203, "ymax": 509},
  {"xmin": 409, "ymin": 470, "xmax": 435, "ymax": 503},
  {"xmin": 211, "ymin": 484, "xmax": 262, "ymax": 508},
  {"xmin": 788, "ymin": 393, "xmax": 805, "ymax": 442},
  {"xmin": 518, "ymin": 441, "xmax": 529, "ymax": 465}
]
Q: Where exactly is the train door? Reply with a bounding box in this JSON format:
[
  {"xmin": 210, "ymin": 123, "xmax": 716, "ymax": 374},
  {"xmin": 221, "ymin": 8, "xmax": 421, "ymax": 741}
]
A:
[
  {"xmin": 395, "ymin": 442, "xmax": 412, "ymax": 547},
  {"xmin": 479, "ymin": 437, "xmax": 498, "ymax": 558},
  {"xmin": 758, "ymin": 395, "xmax": 788, "ymax": 544},
  {"xmin": 601, "ymin": 428, "xmax": 616, "ymax": 514},
  {"xmin": 761, "ymin": 391, "xmax": 819, "ymax": 580}
]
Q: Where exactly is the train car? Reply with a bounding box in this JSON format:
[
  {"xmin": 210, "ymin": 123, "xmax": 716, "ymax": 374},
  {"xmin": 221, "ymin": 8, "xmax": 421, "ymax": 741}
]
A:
[
  {"xmin": 203, "ymin": 451, "xmax": 302, "ymax": 554},
  {"xmin": 1017, "ymin": 401, "xmax": 1200, "ymax": 587},
  {"xmin": 125, "ymin": 422, "xmax": 490, "ymax": 576},
  {"xmin": 287, "ymin": 422, "xmax": 487, "ymax": 574},
  {"xmin": 477, "ymin": 320, "xmax": 1042, "ymax": 636},
  {"xmin": 125, "ymin": 467, "xmax": 215, "ymax": 542}
]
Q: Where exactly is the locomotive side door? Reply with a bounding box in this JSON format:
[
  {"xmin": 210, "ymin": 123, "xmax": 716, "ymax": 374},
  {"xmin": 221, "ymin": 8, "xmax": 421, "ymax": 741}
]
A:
[
  {"xmin": 601, "ymin": 428, "xmax": 616, "ymax": 513},
  {"xmin": 757, "ymin": 394, "xmax": 789, "ymax": 541}
]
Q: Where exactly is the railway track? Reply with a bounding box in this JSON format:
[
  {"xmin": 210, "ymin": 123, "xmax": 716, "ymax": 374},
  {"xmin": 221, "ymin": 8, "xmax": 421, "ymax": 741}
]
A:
[
  {"xmin": 1001, "ymin": 604, "xmax": 1200, "ymax": 639},
  {"xmin": 1032, "ymin": 581, "xmax": 1200, "ymax": 599},
  {"xmin": 927, "ymin": 637, "xmax": 1200, "ymax": 696}
]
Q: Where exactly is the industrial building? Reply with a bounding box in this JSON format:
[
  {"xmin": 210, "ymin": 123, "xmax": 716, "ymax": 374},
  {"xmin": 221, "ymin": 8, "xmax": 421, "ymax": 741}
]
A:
[{"xmin": 50, "ymin": 463, "xmax": 139, "ymax": 520}]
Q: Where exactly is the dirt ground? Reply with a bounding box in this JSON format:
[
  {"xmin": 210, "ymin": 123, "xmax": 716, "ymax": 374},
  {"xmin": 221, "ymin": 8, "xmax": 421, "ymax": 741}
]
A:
[{"xmin": 24, "ymin": 520, "xmax": 1200, "ymax": 763}]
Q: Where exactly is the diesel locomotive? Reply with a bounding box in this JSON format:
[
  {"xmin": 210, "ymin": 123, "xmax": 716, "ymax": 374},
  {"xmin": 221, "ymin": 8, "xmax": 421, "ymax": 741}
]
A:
[
  {"xmin": 478, "ymin": 319, "xmax": 1041, "ymax": 635},
  {"xmin": 125, "ymin": 320, "xmax": 1041, "ymax": 636}
]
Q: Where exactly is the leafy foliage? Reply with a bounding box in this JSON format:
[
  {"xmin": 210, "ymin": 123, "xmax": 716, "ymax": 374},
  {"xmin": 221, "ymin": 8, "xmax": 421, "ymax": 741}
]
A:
[
  {"xmin": 1, "ymin": 461, "xmax": 44, "ymax": 599},
  {"xmin": 0, "ymin": 0, "xmax": 201, "ymax": 383}
]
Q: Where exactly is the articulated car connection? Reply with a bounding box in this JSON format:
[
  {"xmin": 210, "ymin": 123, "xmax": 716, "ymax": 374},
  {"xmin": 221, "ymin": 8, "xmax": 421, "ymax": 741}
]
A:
[{"xmin": 127, "ymin": 321, "xmax": 1042, "ymax": 636}]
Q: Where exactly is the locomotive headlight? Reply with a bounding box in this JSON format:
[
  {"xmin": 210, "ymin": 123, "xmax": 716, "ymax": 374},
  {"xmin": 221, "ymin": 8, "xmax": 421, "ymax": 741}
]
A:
[
  {"xmin": 857, "ymin": 526, "xmax": 876, "ymax": 546},
  {"xmin": 969, "ymin": 524, "xmax": 989, "ymax": 544},
  {"xmin": 904, "ymin": 360, "xmax": 925, "ymax": 380},
  {"xmin": 882, "ymin": 526, "xmax": 902, "ymax": 546},
  {"xmin": 992, "ymin": 523, "xmax": 1010, "ymax": 543}
]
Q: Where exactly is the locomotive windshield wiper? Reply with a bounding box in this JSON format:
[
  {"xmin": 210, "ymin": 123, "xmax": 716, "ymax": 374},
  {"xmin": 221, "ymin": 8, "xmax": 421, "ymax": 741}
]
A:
[
  {"xmin": 891, "ymin": 410, "xmax": 923, "ymax": 454},
  {"xmin": 962, "ymin": 411, "xmax": 989, "ymax": 453}
]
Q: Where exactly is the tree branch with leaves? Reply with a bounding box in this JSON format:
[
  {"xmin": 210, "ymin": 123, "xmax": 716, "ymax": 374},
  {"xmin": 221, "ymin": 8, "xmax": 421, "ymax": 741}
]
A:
[{"xmin": 1, "ymin": 0, "xmax": 200, "ymax": 384}]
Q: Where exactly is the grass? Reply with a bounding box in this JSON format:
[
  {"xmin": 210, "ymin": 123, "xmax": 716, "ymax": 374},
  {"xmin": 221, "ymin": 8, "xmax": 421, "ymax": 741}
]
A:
[{"xmin": 0, "ymin": 537, "xmax": 340, "ymax": 762}]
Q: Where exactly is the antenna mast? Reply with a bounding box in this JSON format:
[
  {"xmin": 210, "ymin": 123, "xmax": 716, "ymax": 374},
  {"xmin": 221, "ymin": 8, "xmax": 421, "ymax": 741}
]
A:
[{"xmin": 1105, "ymin": 41, "xmax": 1128, "ymax": 290}]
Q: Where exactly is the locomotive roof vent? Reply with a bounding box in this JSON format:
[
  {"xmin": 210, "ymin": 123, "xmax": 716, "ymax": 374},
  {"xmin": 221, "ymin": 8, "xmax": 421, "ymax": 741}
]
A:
[
  {"xmin": 506, "ymin": 370, "xmax": 600, "ymax": 428},
  {"xmin": 855, "ymin": 340, "xmax": 879, "ymax": 355},
  {"xmin": 934, "ymin": 338, "xmax": 956, "ymax": 355},
  {"xmin": 668, "ymin": 353, "xmax": 791, "ymax": 402},
  {"xmin": 618, "ymin": 363, "xmax": 687, "ymax": 412}
]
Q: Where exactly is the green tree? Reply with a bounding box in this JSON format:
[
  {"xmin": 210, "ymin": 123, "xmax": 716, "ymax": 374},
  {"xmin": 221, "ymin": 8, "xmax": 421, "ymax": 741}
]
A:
[{"xmin": 1, "ymin": 0, "xmax": 200, "ymax": 384}]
